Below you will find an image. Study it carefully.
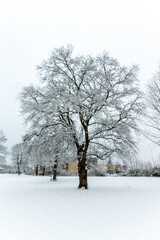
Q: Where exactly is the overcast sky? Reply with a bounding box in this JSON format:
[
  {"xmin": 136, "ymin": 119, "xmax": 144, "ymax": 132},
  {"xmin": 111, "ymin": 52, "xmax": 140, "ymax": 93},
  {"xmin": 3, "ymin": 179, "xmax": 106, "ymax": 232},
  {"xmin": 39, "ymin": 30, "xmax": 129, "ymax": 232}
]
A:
[{"xmin": 1, "ymin": 0, "xmax": 160, "ymax": 162}]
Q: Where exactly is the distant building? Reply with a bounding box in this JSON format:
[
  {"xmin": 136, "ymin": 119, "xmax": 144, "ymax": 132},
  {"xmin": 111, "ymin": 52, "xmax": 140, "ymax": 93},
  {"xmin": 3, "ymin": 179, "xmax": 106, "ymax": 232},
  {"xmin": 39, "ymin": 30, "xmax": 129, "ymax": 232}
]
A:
[
  {"xmin": 0, "ymin": 167, "xmax": 4, "ymax": 173},
  {"xmin": 105, "ymin": 159, "xmax": 127, "ymax": 173},
  {"xmin": 63, "ymin": 157, "xmax": 98, "ymax": 174}
]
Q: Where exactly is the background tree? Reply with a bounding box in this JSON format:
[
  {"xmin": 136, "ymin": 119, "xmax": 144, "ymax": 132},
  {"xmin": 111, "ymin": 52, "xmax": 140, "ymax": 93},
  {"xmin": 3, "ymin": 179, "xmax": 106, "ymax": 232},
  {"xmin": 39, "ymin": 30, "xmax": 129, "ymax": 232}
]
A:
[
  {"xmin": 10, "ymin": 143, "xmax": 23, "ymax": 175},
  {"xmin": 22, "ymin": 127, "xmax": 71, "ymax": 180},
  {"xmin": 145, "ymin": 66, "xmax": 160, "ymax": 146},
  {"xmin": 0, "ymin": 130, "xmax": 8, "ymax": 165},
  {"xmin": 20, "ymin": 45, "xmax": 143, "ymax": 189}
]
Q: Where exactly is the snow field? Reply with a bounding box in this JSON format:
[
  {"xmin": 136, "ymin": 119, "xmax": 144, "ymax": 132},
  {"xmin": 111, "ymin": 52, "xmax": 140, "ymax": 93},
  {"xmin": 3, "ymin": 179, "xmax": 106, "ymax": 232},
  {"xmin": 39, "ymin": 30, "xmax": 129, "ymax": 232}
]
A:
[{"xmin": 0, "ymin": 175, "xmax": 160, "ymax": 240}]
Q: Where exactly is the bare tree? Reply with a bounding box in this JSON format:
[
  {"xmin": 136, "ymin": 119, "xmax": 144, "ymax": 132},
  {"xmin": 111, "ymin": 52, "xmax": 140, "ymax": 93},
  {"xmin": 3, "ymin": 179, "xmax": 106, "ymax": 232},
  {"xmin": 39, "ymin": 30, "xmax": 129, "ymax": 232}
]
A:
[
  {"xmin": 22, "ymin": 126, "xmax": 71, "ymax": 180},
  {"xmin": 10, "ymin": 143, "xmax": 23, "ymax": 175},
  {"xmin": 145, "ymin": 66, "xmax": 160, "ymax": 146},
  {"xmin": 20, "ymin": 45, "xmax": 143, "ymax": 189},
  {"xmin": 0, "ymin": 130, "xmax": 8, "ymax": 165}
]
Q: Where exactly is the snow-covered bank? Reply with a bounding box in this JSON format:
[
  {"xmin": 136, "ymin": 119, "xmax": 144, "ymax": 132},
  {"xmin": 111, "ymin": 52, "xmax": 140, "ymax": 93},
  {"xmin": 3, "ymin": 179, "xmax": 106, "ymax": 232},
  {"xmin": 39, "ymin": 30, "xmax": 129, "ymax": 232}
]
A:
[{"xmin": 0, "ymin": 175, "xmax": 160, "ymax": 240}]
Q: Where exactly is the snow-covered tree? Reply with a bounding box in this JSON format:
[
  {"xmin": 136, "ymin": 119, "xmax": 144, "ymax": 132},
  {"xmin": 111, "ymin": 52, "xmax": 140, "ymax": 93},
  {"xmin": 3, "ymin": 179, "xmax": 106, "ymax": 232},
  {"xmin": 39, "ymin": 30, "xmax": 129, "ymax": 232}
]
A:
[
  {"xmin": 10, "ymin": 141, "xmax": 30, "ymax": 174},
  {"xmin": 10, "ymin": 143, "xmax": 23, "ymax": 175},
  {"xmin": 20, "ymin": 45, "xmax": 143, "ymax": 189},
  {"xmin": 0, "ymin": 130, "xmax": 8, "ymax": 165},
  {"xmin": 22, "ymin": 127, "xmax": 72, "ymax": 180},
  {"xmin": 145, "ymin": 66, "xmax": 160, "ymax": 146}
]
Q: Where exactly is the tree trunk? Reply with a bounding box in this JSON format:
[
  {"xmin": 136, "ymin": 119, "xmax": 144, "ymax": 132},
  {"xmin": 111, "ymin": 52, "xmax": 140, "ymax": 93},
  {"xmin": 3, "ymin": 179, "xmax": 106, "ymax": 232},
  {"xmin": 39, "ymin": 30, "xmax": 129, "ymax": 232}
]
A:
[
  {"xmin": 77, "ymin": 145, "xmax": 88, "ymax": 189},
  {"xmin": 17, "ymin": 165, "xmax": 20, "ymax": 175},
  {"xmin": 53, "ymin": 160, "xmax": 57, "ymax": 181},
  {"xmin": 42, "ymin": 167, "xmax": 45, "ymax": 176},
  {"xmin": 78, "ymin": 160, "xmax": 88, "ymax": 189},
  {"xmin": 35, "ymin": 166, "xmax": 39, "ymax": 176}
]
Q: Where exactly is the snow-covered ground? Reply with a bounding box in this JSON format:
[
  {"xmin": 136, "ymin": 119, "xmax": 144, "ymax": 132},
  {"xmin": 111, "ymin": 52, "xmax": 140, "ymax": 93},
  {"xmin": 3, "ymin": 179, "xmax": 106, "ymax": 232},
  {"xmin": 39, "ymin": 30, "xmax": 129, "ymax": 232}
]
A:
[{"xmin": 0, "ymin": 175, "xmax": 160, "ymax": 240}]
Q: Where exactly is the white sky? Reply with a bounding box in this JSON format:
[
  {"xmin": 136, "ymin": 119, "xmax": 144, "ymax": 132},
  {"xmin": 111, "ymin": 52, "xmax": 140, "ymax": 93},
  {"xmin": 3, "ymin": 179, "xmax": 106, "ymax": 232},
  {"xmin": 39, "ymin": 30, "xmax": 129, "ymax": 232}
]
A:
[{"xmin": 0, "ymin": 0, "xmax": 160, "ymax": 162}]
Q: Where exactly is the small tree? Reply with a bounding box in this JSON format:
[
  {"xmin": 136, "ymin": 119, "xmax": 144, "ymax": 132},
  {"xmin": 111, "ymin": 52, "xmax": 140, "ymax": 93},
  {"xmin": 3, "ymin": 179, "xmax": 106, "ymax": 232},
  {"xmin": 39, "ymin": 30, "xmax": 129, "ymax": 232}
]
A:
[
  {"xmin": 10, "ymin": 143, "xmax": 23, "ymax": 175},
  {"xmin": 0, "ymin": 130, "xmax": 8, "ymax": 165},
  {"xmin": 22, "ymin": 127, "xmax": 71, "ymax": 180},
  {"xmin": 20, "ymin": 45, "xmax": 143, "ymax": 189}
]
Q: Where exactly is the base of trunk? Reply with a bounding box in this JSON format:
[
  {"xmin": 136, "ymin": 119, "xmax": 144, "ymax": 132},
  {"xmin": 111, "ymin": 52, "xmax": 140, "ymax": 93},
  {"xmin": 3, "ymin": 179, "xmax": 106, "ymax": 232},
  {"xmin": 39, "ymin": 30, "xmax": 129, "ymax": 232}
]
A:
[
  {"xmin": 53, "ymin": 169, "xmax": 57, "ymax": 181},
  {"xmin": 42, "ymin": 167, "xmax": 45, "ymax": 176},
  {"xmin": 35, "ymin": 166, "xmax": 39, "ymax": 176},
  {"xmin": 78, "ymin": 167, "xmax": 88, "ymax": 189},
  {"xmin": 18, "ymin": 166, "xmax": 20, "ymax": 175}
]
